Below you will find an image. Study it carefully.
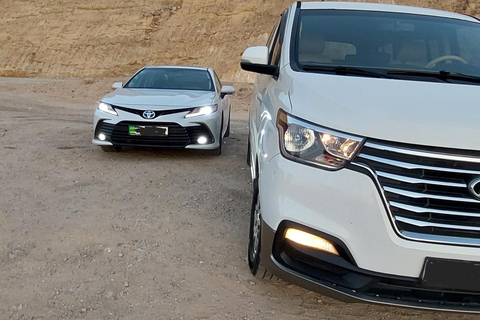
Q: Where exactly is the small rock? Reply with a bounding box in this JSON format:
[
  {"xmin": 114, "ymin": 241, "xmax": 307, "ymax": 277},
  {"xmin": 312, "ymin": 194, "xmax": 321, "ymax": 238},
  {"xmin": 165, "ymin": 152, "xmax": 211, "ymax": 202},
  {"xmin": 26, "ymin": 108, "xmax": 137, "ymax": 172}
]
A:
[
  {"xmin": 236, "ymin": 273, "xmax": 247, "ymax": 281},
  {"xmin": 118, "ymin": 253, "xmax": 124, "ymax": 257},
  {"xmin": 103, "ymin": 285, "xmax": 117, "ymax": 299},
  {"xmin": 124, "ymin": 282, "xmax": 129, "ymax": 287}
]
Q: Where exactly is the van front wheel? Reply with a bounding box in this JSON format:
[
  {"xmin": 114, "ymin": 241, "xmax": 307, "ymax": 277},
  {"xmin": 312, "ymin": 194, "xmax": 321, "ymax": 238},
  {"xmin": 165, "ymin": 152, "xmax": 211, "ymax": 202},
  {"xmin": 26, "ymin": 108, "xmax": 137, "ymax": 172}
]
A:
[{"xmin": 248, "ymin": 178, "xmax": 276, "ymax": 280}]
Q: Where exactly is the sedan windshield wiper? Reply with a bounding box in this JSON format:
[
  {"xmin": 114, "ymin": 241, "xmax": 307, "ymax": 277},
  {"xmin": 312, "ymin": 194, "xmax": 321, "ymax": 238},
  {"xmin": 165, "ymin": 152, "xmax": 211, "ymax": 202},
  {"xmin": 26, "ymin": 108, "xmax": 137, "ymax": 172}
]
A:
[
  {"xmin": 387, "ymin": 69, "xmax": 480, "ymax": 84},
  {"xmin": 302, "ymin": 65, "xmax": 392, "ymax": 79}
]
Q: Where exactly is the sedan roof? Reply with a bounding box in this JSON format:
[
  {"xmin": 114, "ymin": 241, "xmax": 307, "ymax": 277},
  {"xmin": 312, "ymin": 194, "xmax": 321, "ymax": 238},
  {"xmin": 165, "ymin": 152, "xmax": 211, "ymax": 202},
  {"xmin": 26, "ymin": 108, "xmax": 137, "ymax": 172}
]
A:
[{"xmin": 143, "ymin": 65, "xmax": 210, "ymax": 71}]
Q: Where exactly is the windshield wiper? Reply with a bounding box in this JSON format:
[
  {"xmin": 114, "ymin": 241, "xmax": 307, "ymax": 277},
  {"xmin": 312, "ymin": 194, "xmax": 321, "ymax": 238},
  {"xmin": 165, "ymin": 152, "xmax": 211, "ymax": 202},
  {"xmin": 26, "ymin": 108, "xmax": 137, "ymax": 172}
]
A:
[
  {"xmin": 387, "ymin": 69, "xmax": 480, "ymax": 83},
  {"xmin": 302, "ymin": 65, "xmax": 392, "ymax": 79}
]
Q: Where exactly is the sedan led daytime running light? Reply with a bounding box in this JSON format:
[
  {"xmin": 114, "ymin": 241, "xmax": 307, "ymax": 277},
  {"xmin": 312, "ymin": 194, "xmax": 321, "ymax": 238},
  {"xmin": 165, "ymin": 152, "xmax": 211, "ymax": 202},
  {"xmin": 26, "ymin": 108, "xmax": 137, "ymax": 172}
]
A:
[
  {"xmin": 97, "ymin": 102, "xmax": 118, "ymax": 116},
  {"xmin": 185, "ymin": 105, "xmax": 218, "ymax": 118}
]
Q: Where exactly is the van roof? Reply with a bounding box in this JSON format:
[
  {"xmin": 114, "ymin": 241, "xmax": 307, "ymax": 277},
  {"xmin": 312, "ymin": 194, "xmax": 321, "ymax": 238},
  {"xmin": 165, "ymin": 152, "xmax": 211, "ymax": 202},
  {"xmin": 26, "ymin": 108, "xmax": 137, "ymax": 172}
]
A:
[{"xmin": 299, "ymin": 1, "xmax": 479, "ymax": 23}]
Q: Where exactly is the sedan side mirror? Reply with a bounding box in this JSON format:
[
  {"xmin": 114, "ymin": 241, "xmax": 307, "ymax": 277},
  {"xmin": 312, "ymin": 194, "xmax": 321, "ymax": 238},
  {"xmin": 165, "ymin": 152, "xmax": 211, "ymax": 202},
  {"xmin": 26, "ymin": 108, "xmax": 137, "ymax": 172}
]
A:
[
  {"xmin": 240, "ymin": 46, "xmax": 278, "ymax": 77},
  {"xmin": 220, "ymin": 85, "xmax": 235, "ymax": 98},
  {"xmin": 112, "ymin": 82, "xmax": 123, "ymax": 90}
]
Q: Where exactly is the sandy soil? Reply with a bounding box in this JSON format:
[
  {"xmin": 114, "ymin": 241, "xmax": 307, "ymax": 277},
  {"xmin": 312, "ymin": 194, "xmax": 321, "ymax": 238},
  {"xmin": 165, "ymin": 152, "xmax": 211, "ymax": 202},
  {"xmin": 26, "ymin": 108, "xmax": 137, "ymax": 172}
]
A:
[{"xmin": 0, "ymin": 78, "xmax": 479, "ymax": 320}]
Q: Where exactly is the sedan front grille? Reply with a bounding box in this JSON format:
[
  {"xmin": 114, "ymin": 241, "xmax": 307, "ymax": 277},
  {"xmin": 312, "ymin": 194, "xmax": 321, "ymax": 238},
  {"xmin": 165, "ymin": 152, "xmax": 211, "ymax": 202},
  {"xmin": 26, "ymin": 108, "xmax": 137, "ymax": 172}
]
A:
[
  {"xmin": 113, "ymin": 105, "xmax": 195, "ymax": 119},
  {"xmin": 353, "ymin": 140, "xmax": 480, "ymax": 246}
]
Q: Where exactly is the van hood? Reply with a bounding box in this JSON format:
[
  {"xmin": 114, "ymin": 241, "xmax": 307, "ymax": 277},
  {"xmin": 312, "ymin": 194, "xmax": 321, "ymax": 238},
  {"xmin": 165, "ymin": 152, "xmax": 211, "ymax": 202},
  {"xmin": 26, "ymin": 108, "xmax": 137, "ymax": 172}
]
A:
[
  {"xmin": 101, "ymin": 88, "xmax": 216, "ymax": 110},
  {"xmin": 289, "ymin": 73, "xmax": 480, "ymax": 151}
]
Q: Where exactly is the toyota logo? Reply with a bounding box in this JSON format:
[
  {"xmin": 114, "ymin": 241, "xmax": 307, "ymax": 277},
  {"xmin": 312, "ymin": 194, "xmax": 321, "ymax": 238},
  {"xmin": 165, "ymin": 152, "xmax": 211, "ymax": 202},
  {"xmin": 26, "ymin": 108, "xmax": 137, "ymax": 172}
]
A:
[
  {"xmin": 468, "ymin": 177, "xmax": 480, "ymax": 200},
  {"xmin": 143, "ymin": 110, "xmax": 156, "ymax": 119}
]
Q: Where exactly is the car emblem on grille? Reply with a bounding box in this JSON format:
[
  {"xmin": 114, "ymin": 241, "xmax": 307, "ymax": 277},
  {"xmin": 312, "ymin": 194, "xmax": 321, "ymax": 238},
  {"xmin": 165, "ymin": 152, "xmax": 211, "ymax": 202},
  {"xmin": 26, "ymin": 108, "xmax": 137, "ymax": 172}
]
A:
[
  {"xmin": 143, "ymin": 110, "xmax": 156, "ymax": 119},
  {"xmin": 468, "ymin": 177, "xmax": 480, "ymax": 200}
]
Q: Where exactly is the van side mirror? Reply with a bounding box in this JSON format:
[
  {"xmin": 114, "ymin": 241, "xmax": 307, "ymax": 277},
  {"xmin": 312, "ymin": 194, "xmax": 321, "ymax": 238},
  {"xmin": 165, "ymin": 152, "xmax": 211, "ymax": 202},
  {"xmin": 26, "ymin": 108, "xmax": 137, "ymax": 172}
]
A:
[
  {"xmin": 220, "ymin": 85, "xmax": 235, "ymax": 98},
  {"xmin": 240, "ymin": 46, "xmax": 278, "ymax": 77},
  {"xmin": 112, "ymin": 82, "xmax": 123, "ymax": 90}
]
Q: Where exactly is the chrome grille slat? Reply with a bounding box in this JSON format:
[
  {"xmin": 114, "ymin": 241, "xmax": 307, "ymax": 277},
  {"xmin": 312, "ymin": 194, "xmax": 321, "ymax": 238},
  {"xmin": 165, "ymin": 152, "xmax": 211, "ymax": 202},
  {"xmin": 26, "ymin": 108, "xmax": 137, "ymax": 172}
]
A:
[
  {"xmin": 365, "ymin": 141, "xmax": 480, "ymax": 164},
  {"xmin": 354, "ymin": 140, "xmax": 480, "ymax": 246},
  {"xmin": 390, "ymin": 201, "xmax": 480, "ymax": 218},
  {"xmin": 377, "ymin": 171, "xmax": 466, "ymax": 188},
  {"xmin": 396, "ymin": 216, "xmax": 480, "ymax": 232},
  {"xmin": 357, "ymin": 153, "xmax": 480, "ymax": 175},
  {"xmin": 384, "ymin": 186, "xmax": 478, "ymax": 203}
]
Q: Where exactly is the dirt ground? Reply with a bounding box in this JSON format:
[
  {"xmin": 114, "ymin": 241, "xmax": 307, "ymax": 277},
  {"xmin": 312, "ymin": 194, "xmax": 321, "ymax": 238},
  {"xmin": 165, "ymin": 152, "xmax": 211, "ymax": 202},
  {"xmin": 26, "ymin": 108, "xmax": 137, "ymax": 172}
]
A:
[{"xmin": 0, "ymin": 77, "xmax": 478, "ymax": 320}]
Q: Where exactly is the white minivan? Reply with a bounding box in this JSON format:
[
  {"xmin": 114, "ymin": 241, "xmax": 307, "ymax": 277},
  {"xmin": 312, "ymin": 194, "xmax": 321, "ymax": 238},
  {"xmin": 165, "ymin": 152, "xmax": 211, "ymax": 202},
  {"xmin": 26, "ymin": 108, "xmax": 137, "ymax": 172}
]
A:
[{"xmin": 241, "ymin": 1, "xmax": 480, "ymax": 312}]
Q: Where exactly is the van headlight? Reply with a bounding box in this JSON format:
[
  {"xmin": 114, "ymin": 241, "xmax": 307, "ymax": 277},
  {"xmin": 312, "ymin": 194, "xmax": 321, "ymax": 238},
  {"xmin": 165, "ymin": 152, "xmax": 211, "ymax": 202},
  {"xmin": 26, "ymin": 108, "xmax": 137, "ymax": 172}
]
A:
[{"xmin": 277, "ymin": 109, "xmax": 364, "ymax": 170}]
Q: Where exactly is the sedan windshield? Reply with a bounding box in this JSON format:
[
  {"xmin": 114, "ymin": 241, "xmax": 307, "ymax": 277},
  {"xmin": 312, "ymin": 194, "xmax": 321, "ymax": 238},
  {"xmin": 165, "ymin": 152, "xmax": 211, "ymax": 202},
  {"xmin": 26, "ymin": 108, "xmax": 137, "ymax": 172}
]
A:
[
  {"xmin": 125, "ymin": 68, "xmax": 214, "ymax": 91},
  {"xmin": 293, "ymin": 10, "xmax": 480, "ymax": 81}
]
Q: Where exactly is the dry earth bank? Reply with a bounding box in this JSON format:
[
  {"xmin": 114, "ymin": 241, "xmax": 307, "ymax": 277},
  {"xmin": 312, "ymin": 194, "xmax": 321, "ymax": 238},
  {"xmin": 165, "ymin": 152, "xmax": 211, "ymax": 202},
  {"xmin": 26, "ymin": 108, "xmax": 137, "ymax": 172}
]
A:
[{"xmin": 1, "ymin": 0, "xmax": 479, "ymax": 81}]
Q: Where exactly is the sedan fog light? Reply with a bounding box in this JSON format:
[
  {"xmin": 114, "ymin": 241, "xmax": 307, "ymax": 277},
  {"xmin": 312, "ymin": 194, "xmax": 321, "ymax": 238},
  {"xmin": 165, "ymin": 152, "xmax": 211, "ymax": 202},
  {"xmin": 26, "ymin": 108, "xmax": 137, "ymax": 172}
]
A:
[
  {"xmin": 285, "ymin": 228, "xmax": 339, "ymax": 256},
  {"xmin": 197, "ymin": 136, "xmax": 208, "ymax": 144},
  {"xmin": 98, "ymin": 133, "xmax": 106, "ymax": 141}
]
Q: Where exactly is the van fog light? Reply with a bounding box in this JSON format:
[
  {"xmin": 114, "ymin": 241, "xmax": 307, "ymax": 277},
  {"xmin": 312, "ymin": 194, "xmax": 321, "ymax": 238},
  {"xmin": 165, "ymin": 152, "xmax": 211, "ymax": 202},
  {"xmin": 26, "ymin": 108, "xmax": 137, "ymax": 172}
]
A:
[
  {"xmin": 197, "ymin": 136, "xmax": 208, "ymax": 144},
  {"xmin": 285, "ymin": 228, "xmax": 339, "ymax": 256},
  {"xmin": 98, "ymin": 133, "xmax": 106, "ymax": 141}
]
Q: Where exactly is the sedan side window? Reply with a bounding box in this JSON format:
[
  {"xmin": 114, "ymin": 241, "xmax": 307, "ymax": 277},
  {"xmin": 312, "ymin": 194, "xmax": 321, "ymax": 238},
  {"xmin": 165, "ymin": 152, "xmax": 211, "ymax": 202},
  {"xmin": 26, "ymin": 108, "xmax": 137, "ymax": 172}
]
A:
[{"xmin": 213, "ymin": 71, "xmax": 222, "ymax": 94}]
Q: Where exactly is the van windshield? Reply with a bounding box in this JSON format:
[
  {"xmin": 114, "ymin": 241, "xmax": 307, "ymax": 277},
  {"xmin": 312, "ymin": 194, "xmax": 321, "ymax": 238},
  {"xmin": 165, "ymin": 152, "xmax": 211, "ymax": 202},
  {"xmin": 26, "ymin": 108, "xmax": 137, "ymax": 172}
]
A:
[{"xmin": 293, "ymin": 10, "xmax": 480, "ymax": 80}]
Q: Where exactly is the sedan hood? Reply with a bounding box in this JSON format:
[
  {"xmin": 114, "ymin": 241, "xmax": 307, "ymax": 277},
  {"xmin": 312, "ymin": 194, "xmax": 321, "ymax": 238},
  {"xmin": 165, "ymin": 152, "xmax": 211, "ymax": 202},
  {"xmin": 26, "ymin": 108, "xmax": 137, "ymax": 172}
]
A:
[
  {"xmin": 101, "ymin": 88, "xmax": 216, "ymax": 109},
  {"xmin": 289, "ymin": 73, "xmax": 480, "ymax": 151}
]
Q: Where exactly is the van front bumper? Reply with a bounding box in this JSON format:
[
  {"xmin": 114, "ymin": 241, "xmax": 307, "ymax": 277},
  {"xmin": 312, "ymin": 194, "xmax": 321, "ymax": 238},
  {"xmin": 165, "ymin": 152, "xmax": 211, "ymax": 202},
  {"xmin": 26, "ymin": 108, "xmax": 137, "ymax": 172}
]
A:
[{"xmin": 258, "ymin": 154, "xmax": 480, "ymax": 312}]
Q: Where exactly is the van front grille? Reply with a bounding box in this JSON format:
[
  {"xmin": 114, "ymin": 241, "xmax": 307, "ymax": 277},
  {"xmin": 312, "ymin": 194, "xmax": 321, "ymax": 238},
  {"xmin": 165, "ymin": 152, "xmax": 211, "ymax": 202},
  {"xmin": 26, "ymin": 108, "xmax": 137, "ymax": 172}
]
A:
[{"xmin": 353, "ymin": 140, "xmax": 480, "ymax": 246}]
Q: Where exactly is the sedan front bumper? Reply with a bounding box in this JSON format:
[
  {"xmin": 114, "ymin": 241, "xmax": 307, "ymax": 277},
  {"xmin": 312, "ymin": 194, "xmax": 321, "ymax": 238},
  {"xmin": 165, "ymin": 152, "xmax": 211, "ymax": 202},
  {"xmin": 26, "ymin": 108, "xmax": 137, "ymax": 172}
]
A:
[{"xmin": 92, "ymin": 108, "xmax": 222, "ymax": 150}]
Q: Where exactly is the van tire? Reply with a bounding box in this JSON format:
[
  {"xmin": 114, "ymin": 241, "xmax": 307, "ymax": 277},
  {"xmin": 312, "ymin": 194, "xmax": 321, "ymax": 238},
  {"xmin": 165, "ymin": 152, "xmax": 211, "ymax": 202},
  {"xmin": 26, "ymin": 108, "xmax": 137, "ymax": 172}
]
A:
[{"xmin": 248, "ymin": 177, "xmax": 276, "ymax": 280}]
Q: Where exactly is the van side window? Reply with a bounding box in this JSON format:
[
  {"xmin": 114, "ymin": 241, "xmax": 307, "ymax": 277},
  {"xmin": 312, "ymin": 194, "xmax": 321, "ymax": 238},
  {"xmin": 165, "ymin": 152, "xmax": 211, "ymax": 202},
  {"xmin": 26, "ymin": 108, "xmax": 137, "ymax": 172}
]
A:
[
  {"xmin": 270, "ymin": 10, "xmax": 288, "ymax": 67},
  {"xmin": 266, "ymin": 20, "xmax": 280, "ymax": 56}
]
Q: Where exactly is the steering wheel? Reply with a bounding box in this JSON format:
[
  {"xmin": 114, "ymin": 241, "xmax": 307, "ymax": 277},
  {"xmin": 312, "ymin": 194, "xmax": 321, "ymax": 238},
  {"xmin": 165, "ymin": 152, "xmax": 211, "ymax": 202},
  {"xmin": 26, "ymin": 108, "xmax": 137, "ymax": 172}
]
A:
[{"xmin": 426, "ymin": 55, "xmax": 467, "ymax": 68}]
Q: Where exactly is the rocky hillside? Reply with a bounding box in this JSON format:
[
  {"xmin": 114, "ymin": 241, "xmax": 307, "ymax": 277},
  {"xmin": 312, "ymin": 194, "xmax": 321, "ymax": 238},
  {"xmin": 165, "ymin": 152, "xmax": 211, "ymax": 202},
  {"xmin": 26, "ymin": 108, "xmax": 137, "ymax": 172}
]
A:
[{"xmin": 0, "ymin": 0, "xmax": 479, "ymax": 81}]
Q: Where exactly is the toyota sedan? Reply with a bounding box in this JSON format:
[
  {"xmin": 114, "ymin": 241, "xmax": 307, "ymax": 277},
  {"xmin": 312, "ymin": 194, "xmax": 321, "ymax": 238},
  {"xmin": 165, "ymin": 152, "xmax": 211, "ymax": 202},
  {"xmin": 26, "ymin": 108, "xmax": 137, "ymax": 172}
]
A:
[{"xmin": 92, "ymin": 66, "xmax": 234, "ymax": 155}]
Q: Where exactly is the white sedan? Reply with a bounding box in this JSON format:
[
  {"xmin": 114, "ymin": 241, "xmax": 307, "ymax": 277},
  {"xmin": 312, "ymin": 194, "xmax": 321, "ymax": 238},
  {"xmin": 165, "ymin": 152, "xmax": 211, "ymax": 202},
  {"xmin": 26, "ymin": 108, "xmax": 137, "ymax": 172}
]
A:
[{"xmin": 92, "ymin": 66, "xmax": 234, "ymax": 155}]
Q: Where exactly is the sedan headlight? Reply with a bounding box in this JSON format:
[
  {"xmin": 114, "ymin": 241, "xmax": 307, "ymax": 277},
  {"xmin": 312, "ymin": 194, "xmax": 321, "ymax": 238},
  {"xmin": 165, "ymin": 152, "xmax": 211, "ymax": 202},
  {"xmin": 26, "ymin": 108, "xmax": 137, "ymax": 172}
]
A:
[
  {"xmin": 277, "ymin": 109, "xmax": 364, "ymax": 170},
  {"xmin": 185, "ymin": 105, "xmax": 218, "ymax": 118},
  {"xmin": 97, "ymin": 102, "xmax": 117, "ymax": 116}
]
